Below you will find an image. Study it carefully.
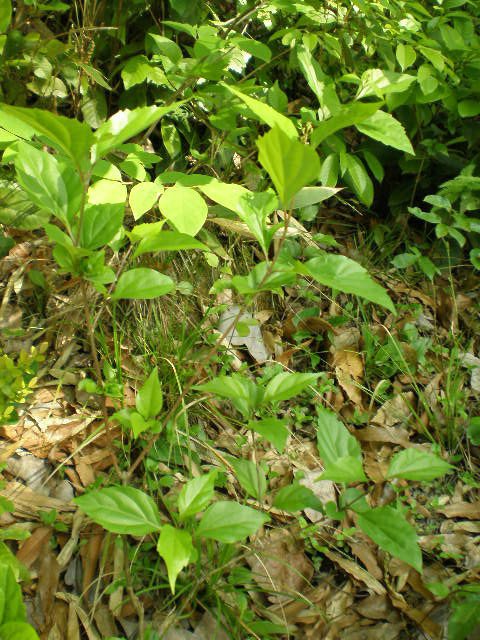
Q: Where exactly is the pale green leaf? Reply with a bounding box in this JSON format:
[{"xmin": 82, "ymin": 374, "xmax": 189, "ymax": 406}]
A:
[
  {"xmin": 0, "ymin": 622, "xmax": 40, "ymax": 640},
  {"xmin": 157, "ymin": 526, "xmax": 196, "ymax": 593},
  {"xmin": 292, "ymin": 186, "xmax": 340, "ymax": 208},
  {"xmin": 263, "ymin": 372, "xmax": 321, "ymax": 404},
  {"xmin": 74, "ymin": 486, "xmax": 162, "ymax": 535},
  {"xmin": 0, "ymin": 565, "xmax": 26, "ymax": 625},
  {"xmin": 112, "ymin": 268, "xmax": 174, "ymax": 300},
  {"xmin": 257, "ymin": 126, "xmax": 320, "ymax": 207},
  {"xmin": 396, "ymin": 44, "xmax": 416, "ymax": 71},
  {"xmin": 178, "ymin": 471, "xmax": 217, "ymax": 520},
  {"xmin": 357, "ymin": 506, "xmax": 422, "ymax": 572},
  {"xmin": 229, "ymin": 458, "xmax": 267, "ymax": 499},
  {"xmin": 319, "ymin": 456, "xmax": 367, "ymax": 483},
  {"xmin": 129, "ymin": 182, "xmax": 163, "ymax": 220},
  {"xmin": 311, "ymin": 102, "xmax": 381, "ymax": 148},
  {"xmin": 386, "ymin": 448, "xmax": 453, "ymax": 482},
  {"xmin": 315, "ymin": 408, "xmax": 361, "ymax": 466},
  {"xmin": 136, "ymin": 368, "xmax": 163, "ymax": 419},
  {"xmin": 197, "ymin": 502, "xmax": 269, "ymax": 543},
  {"xmin": 134, "ymin": 231, "xmax": 208, "ymax": 257},
  {"xmin": 0, "ymin": 0, "xmax": 12, "ymax": 32},
  {"xmin": 356, "ymin": 111, "xmax": 414, "ymax": 155},
  {"xmin": 273, "ymin": 483, "xmax": 324, "ymax": 513},
  {"xmin": 302, "ymin": 254, "xmax": 395, "ymax": 312},
  {"xmin": 159, "ymin": 186, "xmax": 208, "ymax": 236},
  {"xmin": 247, "ymin": 418, "xmax": 290, "ymax": 453}
]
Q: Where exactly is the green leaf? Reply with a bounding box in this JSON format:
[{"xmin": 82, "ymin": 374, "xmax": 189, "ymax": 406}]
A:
[
  {"xmin": 0, "ymin": 104, "xmax": 93, "ymax": 170},
  {"xmin": 14, "ymin": 142, "xmax": 82, "ymax": 225},
  {"xmin": 297, "ymin": 44, "xmax": 340, "ymax": 116},
  {"xmin": 467, "ymin": 417, "xmax": 480, "ymax": 445},
  {"xmin": 136, "ymin": 368, "xmax": 163, "ymax": 420},
  {"xmin": 195, "ymin": 375, "xmax": 260, "ymax": 417},
  {"xmin": 93, "ymin": 104, "xmax": 184, "ymax": 159},
  {"xmin": 408, "ymin": 207, "xmax": 442, "ymax": 224},
  {"xmin": 232, "ymin": 36, "xmax": 271, "ymax": 62},
  {"xmin": 112, "ymin": 268, "xmax": 174, "ymax": 300},
  {"xmin": 396, "ymin": 44, "xmax": 416, "ymax": 71},
  {"xmin": 342, "ymin": 154, "xmax": 374, "ymax": 206},
  {"xmin": 134, "ymin": 231, "xmax": 208, "ymax": 257},
  {"xmin": 0, "ymin": 0, "xmax": 12, "ymax": 32},
  {"xmin": 129, "ymin": 182, "xmax": 163, "ymax": 221},
  {"xmin": 302, "ymin": 254, "xmax": 395, "ymax": 312},
  {"xmin": 257, "ymin": 126, "xmax": 320, "ymax": 207},
  {"xmin": 315, "ymin": 408, "xmax": 362, "ymax": 466},
  {"xmin": 320, "ymin": 153, "xmax": 339, "ymax": 187},
  {"xmin": 156, "ymin": 526, "xmax": 196, "ymax": 594},
  {"xmin": 178, "ymin": 471, "xmax": 217, "ymax": 520},
  {"xmin": 121, "ymin": 55, "xmax": 163, "ymax": 90},
  {"xmin": 386, "ymin": 448, "xmax": 453, "ymax": 482},
  {"xmin": 146, "ymin": 33, "xmax": 183, "ymax": 63},
  {"xmin": 79, "ymin": 203, "xmax": 124, "ymax": 250},
  {"xmin": 263, "ymin": 372, "xmax": 320, "ymax": 404},
  {"xmin": 458, "ymin": 100, "xmax": 480, "ymax": 118},
  {"xmin": 158, "ymin": 186, "xmax": 208, "ymax": 236},
  {"xmin": 311, "ymin": 102, "xmax": 381, "ymax": 148},
  {"xmin": 356, "ymin": 69, "xmax": 416, "ymax": 100},
  {"xmin": 247, "ymin": 418, "xmax": 290, "ymax": 453},
  {"xmin": 319, "ymin": 456, "xmax": 367, "ymax": 483},
  {"xmin": 273, "ymin": 483, "xmax": 325, "ymax": 513},
  {"xmin": 229, "ymin": 458, "xmax": 267, "ymax": 500},
  {"xmin": 292, "ymin": 186, "xmax": 340, "ymax": 209},
  {"xmin": 223, "ymin": 84, "xmax": 297, "ymax": 139},
  {"xmin": 74, "ymin": 486, "xmax": 162, "ymax": 535},
  {"xmin": 0, "ymin": 564, "xmax": 26, "ymax": 625},
  {"xmin": 357, "ymin": 506, "xmax": 422, "ymax": 573},
  {"xmin": 197, "ymin": 502, "xmax": 269, "ymax": 543},
  {"xmin": 448, "ymin": 593, "xmax": 480, "ymax": 640},
  {"xmin": 356, "ymin": 111, "xmax": 414, "ymax": 155},
  {"xmin": 0, "ymin": 622, "xmax": 39, "ymax": 640}
]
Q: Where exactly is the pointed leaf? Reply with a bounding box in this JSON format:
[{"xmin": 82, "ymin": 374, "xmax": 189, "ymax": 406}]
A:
[
  {"xmin": 386, "ymin": 448, "xmax": 453, "ymax": 482},
  {"xmin": 80, "ymin": 203, "xmax": 124, "ymax": 250},
  {"xmin": 356, "ymin": 111, "xmax": 414, "ymax": 154},
  {"xmin": 319, "ymin": 456, "xmax": 367, "ymax": 483},
  {"xmin": 74, "ymin": 486, "xmax": 162, "ymax": 535},
  {"xmin": 273, "ymin": 483, "xmax": 325, "ymax": 513},
  {"xmin": 197, "ymin": 502, "xmax": 269, "ymax": 543},
  {"xmin": 311, "ymin": 102, "xmax": 381, "ymax": 148},
  {"xmin": 178, "ymin": 471, "xmax": 217, "ymax": 520},
  {"xmin": 247, "ymin": 418, "xmax": 290, "ymax": 453},
  {"xmin": 157, "ymin": 525, "xmax": 196, "ymax": 593},
  {"xmin": 315, "ymin": 408, "xmax": 362, "ymax": 466},
  {"xmin": 136, "ymin": 368, "xmax": 163, "ymax": 419},
  {"xmin": 134, "ymin": 231, "xmax": 208, "ymax": 256},
  {"xmin": 263, "ymin": 372, "xmax": 321, "ymax": 404},
  {"xmin": 112, "ymin": 268, "xmax": 174, "ymax": 300},
  {"xmin": 129, "ymin": 182, "xmax": 163, "ymax": 220},
  {"xmin": 229, "ymin": 458, "xmax": 267, "ymax": 499},
  {"xmin": 357, "ymin": 506, "xmax": 422, "ymax": 573}
]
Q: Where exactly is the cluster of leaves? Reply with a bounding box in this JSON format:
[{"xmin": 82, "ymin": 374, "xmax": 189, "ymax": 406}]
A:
[{"xmin": 0, "ymin": 345, "xmax": 46, "ymax": 423}]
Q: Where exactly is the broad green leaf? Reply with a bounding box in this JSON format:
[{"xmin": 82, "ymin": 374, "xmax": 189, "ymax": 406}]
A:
[
  {"xmin": 297, "ymin": 44, "xmax": 340, "ymax": 116},
  {"xmin": 74, "ymin": 486, "xmax": 162, "ymax": 535},
  {"xmin": 0, "ymin": 564, "xmax": 26, "ymax": 625},
  {"xmin": 356, "ymin": 69, "xmax": 416, "ymax": 100},
  {"xmin": 178, "ymin": 471, "xmax": 217, "ymax": 520},
  {"xmin": 0, "ymin": 0, "xmax": 12, "ymax": 32},
  {"xmin": 231, "ymin": 260, "xmax": 297, "ymax": 295},
  {"xmin": 93, "ymin": 104, "xmax": 184, "ymax": 158},
  {"xmin": 0, "ymin": 104, "xmax": 93, "ymax": 170},
  {"xmin": 121, "ymin": 55, "xmax": 165, "ymax": 90},
  {"xmin": 161, "ymin": 121, "xmax": 182, "ymax": 158},
  {"xmin": 319, "ymin": 456, "xmax": 367, "ymax": 483},
  {"xmin": 130, "ymin": 412, "xmax": 152, "ymax": 438},
  {"xmin": 342, "ymin": 153, "xmax": 374, "ymax": 206},
  {"xmin": 396, "ymin": 44, "xmax": 416, "ymax": 71},
  {"xmin": 229, "ymin": 458, "xmax": 267, "ymax": 500},
  {"xmin": 14, "ymin": 142, "xmax": 82, "ymax": 225},
  {"xmin": 79, "ymin": 203, "xmax": 124, "ymax": 250},
  {"xmin": 320, "ymin": 153, "xmax": 339, "ymax": 187},
  {"xmin": 198, "ymin": 179, "xmax": 251, "ymax": 214},
  {"xmin": 386, "ymin": 448, "xmax": 453, "ymax": 482},
  {"xmin": 112, "ymin": 268, "xmax": 174, "ymax": 300},
  {"xmin": 315, "ymin": 408, "xmax": 362, "ymax": 466},
  {"xmin": 146, "ymin": 33, "xmax": 183, "ymax": 63},
  {"xmin": 134, "ymin": 231, "xmax": 208, "ymax": 257},
  {"xmin": 247, "ymin": 418, "xmax": 290, "ymax": 453},
  {"xmin": 458, "ymin": 100, "xmax": 480, "ymax": 118},
  {"xmin": 292, "ymin": 186, "xmax": 340, "ymax": 209},
  {"xmin": 311, "ymin": 102, "xmax": 381, "ymax": 148},
  {"xmin": 128, "ymin": 182, "xmax": 163, "ymax": 220},
  {"xmin": 257, "ymin": 126, "xmax": 320, "ymax": 207},
  {"xmin": 301, "ymin": 254, "xmax": 395, "ymax": 312},
  {"xmin": 197, "ymin": 502, "xmax": 269, "ymax": 543},
  {"xmin": 263, "ymin": 372, "xmax": 321, "ymax": 404},
  {"xmin": 194, "ymin": 375, "xmax": 261, "ymax": 417},
  {"xmin": 448, "ymin": 593, "xmax": 480, "ymax": 640},
  {"xmin": 232, "ymin": 36, "xmax": 271, "ymax": 62},
  {"xmin": 0, "ymin": 622, "xmax": 39, "ymax": 640},
  {"xmin": 357, "ymin": 506, "xmax": 422, "ymax": 573},
  {"xmin": 157, "ymin": 526, "xmax": 196, "ymax": 594},
  {"xmin": 273, "ymin": 483, "xmax": 325, "ymax": 513},
  {"xmin": 356, "ymin": 111, "xmax": 414, "ymax": 155},
  {"xmin": 136, "ymin": 368, "xmax": 163, "ymax": 419},
  {"xmin": 159, "ymin": 186, "xmax": 208, "ymax": 236},
  {"xmin": 223, "ymin": 84, "xmax": 297, "ymax": 139}
]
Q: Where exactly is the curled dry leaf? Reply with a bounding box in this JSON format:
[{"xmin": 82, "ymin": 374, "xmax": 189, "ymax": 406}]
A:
[
  {"xmin": 323, "ymin": 550, "xmax": 386, "ymax": 595},
  {"xmin": 371, "ymin": 392, "xmax": 415, "ymax": 428}
]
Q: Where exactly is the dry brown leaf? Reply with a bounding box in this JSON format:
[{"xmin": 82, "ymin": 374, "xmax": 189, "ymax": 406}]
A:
[
  {"xmin": 356, "ymin": 425, "xmax": 410, "ymax": 446},
  {"xmin": 371, "ymin": 392, "xmax": 415, "ymax": 428},
  {"xmin": 57, "ymin": 593, "xmax": 100, "ymax": 640},
  {"xmin": 299, "ymin": 470, "xmax": 336, "ymax": 524},
  {"xmin": 355, "ymin": 594, "xmax": 397, "ymax": 621},
  {"xmin": 349, "ymin": 541, "xmax": 383, "ymax": 580},
  {"xmin": 81, "ymin": 524, "xmax": 104, "ymax": 594},
  {"xmin": 36, "ymin": 548, "xmax": 60, "ymax": 634},
  {"xmin": 437, "ymin": 502, "xmax": 480, "ymax": 520},
  {"xmin": 1, "ymin": 480, "xmax": 75, "ymax": 520},
  {"xmin": 333, "ymin": 348, "xmax": 364, "ymax": 406},
  {"xmin": 16, "ymin": 525, "xmax": 51, "ymax": 568},
  {"xmin": 323, "ymin": 550, "xmax": 386, "ymax": 595},
  {"xmin": 342, "ymin": 622, "xmax": 404, "ymax": 640}
]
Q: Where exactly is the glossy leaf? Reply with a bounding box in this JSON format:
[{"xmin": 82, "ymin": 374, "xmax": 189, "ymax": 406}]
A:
[
  {"xmin": 386, "ymin": 448, "xmax": 453, "ymax": 482},
  {"xmin": 159, "ymin": 186, "xmax": 208, "ymax": 236},
  {"xmin": 197, "ymin": 502, "xmax": 269, "ymax": 543},
  {"xmin": 157, "ymin": 525, "xmax": 196, "ymax": 593},
  {"xmin": 302, "ymin": 254, "xmax": 395, "ymax": 312},
  {"xmin": 136, "ymin": 368, "xmax": 163, "ymax": 419},
  {"xmin": 80, "ymin": 203, "xmax": 124, "ymax": 250},
  {"xmin": 263, "ymin": 372, "xmax": 321, "ymax": 404},
  {"xmin": 74, "ymin": 486, "xmax": 162, "ymax": 535},
  {"xmin": 178, "ymin": 471, "xmax": 217, "ymax": 520},
  {"xmin": 112, "ymin": 268, "xmax": 174, "ymax": 300},
  {"xmin": 357, "ymin": 506, "xmax": 422, "ymax": 573}
]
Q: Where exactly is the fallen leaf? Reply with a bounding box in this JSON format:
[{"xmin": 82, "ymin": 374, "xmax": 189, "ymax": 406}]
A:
[
  {"xmin": 371, "ymin": 392, "xmax": 415, "ymax": 428},
  {"xmin": 437, "ymin": 502, "xmax": 480, "ymax": 520},
  {"xmin": 323, "ymin": 550, "xmax": 386, "ymax": 595}
]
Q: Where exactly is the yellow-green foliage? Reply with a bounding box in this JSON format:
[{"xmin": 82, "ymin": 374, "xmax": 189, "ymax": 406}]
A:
[{"xmin": 0, "ymin": 344, "xmax": 46, "ymax": 423}]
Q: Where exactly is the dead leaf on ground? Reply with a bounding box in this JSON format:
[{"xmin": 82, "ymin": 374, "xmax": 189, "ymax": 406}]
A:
[
  {"xmin": 437, "ymin": 502, "xmax": 480, "ymax": 520},
  {"xmin": 371, "ymin": 392, "xmax": 415, "ymax": 428},
  {"xmin": 323, "ymin": 550, "xmax": 386, "ymax": 595}
]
